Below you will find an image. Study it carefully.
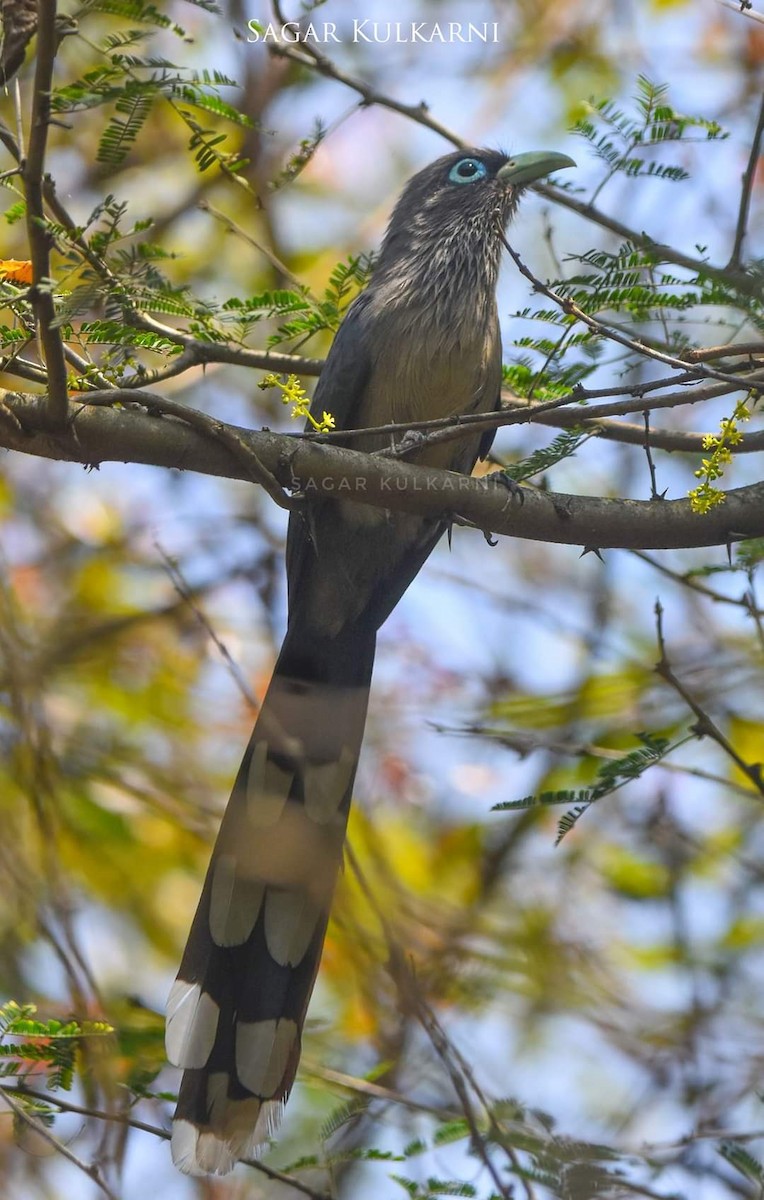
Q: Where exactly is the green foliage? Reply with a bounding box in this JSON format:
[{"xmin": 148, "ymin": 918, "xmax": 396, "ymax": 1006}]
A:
[
  {"xmin": 501, "ymin": 426, "xmax": 595, "ymax": 482},
  {"xmin": 52, "ymin": 26, "xmax": 251, "ymax": 181},
  {"xmin": 508, "ymin": 68, "xmax": 762, "ymax": 462},
  {"xmin": 219, "ymin": 289, "xmax": 313, "ymax": 344},
  {"xmin": 0, "ymin": 326, "xmax": 31, "ymax": 347},
  {"xmin": 270, "ymin": 119, "xmax": 328, "ymax": 189},
  {"xmin": 0, "ymin": 1002, "xmax": 112, "ymax": 1094},
  {"xmin": 392, "ymin": 1176, "xmax": 477, "ymax": 1198},
  {"xmin": 319, "ymin": 1095, "xmax": 370, "ymax": 1141},
  {"xmin": 328, "ymin": 1147, "xmax": 406, "ymax": 1165},
  {"xmin": 10, "ymin": 138, "xmax": 372, "ymax": 375},
  {"xmin": 736, "ymin": 538, "xmax": 764, "ymax": 570},
  {"xmin": 3, "ymin": 200, "xmax": 25, "ymax": 225},
  {"xmin": 97, "ymin": 87, "xmax": 154, "ymax": 165},
  {"xmin": 266, "ymin": 253, "xmax": 375, "ymax": 345},
  {"xmin": 504, "ymin": 308, "xmax": 604, "ymax": 404},
  {"xmin": 558, "ymin": 242, "xmax": 700, "ymax": 320},
  {"xmin": 78, "ymin": 320, "xmax": 184, "ymax": 354},
  {"xmin": 575, "ymin": 75, "xmax": 727, "ymax": 199},
  {"xmin": 432, "ymin": 1121, "xmax": 471, "ymax": 1147},
  {"xmin": 719, "ymin": 1141, "xmax": 764, "ymax": 1185},
  {"xmin": 364, "ymin": 1109, "xmax": 639, "ymax": 1200},
  {"xmin": 492, "ymin": 732, "xmax": 675, "ymax": 843},
  {"xmin": 80, "ymin": 0, "xmax": 221, "ymax": 37}
]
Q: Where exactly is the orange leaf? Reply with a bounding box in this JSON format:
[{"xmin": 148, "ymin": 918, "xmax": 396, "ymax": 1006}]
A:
[{"xmin": 0, "ymin": 259, "xmax": 33, "ymax": 284}]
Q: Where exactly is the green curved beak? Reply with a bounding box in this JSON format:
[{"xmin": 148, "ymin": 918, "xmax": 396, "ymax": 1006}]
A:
[{"xmin": 497, "ymin": 151, "xmax": 576, "ymax": 186}]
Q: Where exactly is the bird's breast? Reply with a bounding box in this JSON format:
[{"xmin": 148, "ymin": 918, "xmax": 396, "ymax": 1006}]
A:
[{"xmin": 352, "ymin": 304, "xmax": 501, "ymax": 472}]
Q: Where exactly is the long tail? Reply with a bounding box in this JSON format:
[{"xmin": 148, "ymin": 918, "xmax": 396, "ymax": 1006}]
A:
[{"xmin": 167, "ymin": 618, "xmax": 376, "ymax": 1175}]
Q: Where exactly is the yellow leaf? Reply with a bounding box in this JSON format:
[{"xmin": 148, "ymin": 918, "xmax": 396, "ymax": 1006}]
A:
[{"xmin": 599, "ymin": 843, "xmax": 671, "ymax": 899}]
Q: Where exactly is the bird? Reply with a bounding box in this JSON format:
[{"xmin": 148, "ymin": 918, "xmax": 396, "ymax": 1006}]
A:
[
  {"xmin": 0, "ymin": 0, "xmax": 77, "ymax": 87},
  {"xmin": 166, "ymin": 144, "xmax": 574, "ymax": 1175}
]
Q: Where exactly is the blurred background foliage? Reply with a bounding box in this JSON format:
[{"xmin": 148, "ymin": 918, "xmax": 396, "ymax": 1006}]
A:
[{"xmin": 0, "ymin": 0, "xmax": 763, "ymax": 1197}]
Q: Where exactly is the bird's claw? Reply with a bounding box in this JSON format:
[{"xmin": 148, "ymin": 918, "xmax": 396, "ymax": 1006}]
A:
[{"xmin": 486, "ymin": 470, "xmax": 526, "ymax": 507}]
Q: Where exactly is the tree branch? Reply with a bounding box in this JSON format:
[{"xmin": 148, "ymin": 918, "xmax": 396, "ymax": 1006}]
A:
[
  {"xmin": 515, "ymin": 406, "xmax": 764, "ymax": 455},
  {"xmin": 2, "ymin": 390, "xmax": 764, "ymax": 550},
  {"xmin": 269, "ymin": 0, "xmax": 460, "ymax": 145},
  {"xmin": 22, "ymin": 0, "xmax": 68, "ymax": 427}
]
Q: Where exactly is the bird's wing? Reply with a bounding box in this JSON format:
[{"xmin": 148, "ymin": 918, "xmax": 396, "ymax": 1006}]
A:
[
  {"xmin": 285, "ymin": 292, "xmax": 373, "ymax": 599},
  {"xmin": 478, "ymin": 384, "xmax": 502, "ymax": 462},
  {"xmin": 310, "ymin": 290, "xmax": 374, "ymax": 430}
]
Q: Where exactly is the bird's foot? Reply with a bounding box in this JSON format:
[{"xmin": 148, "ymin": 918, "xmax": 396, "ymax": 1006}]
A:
[
  {"xmin": 485, "ymin": 469, "xmax": 526, "ymax": 507},
  {"xmin": 479, "ymin": 469, "xmax": 526, "ymax": 545},
  {"xmin": 394, "ymin": 429, "xmax": 428, "ymax": 456}
]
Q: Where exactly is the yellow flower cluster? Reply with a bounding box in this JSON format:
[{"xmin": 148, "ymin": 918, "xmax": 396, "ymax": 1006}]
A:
[
  {"xmin": 688, "ymin": 397, "xmax": 751, "ymax": 514},
  {"xmin": 259, "ymin": 372, "xmax": 335, "ymax": 434}
]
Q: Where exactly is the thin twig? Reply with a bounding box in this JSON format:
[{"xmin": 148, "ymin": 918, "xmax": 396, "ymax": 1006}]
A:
[
  {"xmin": 115, "ymin": 315, "xmax": 323, "ymax": 382},
  {"xmin": 199, "ymin": 200, "xmax": 314, "ymax": 295},
  {"xmin": 2, "ymin": 1083, "xmax": 163, "ymax": 1138},
  {"xmin": 62, "ymin": 342, "xmax": 115, "ymax": 391},
  {"xmin": 633, "ymin": 549, "xmax": 764, "ymax": 616},
  {"xmin": 12, "ymin": 78, "xmax": 24, "ymax": 155},
  {"xmin": 719, "ymin": 0, "xmax": 764, "ymax": 28},
  {"xmin": 0, "ymin": 1085, "xmax": 331, "ymax": 1200},
  {"xmin": 499, "ymin": 228, "xmax": 763, "ymax": 388},
  {"xmin": 643, "ymin": 1122, "xmax": 764, "ymax": 1151},
  {"xmin": 654, "ymin": 600, "xmax": 764, "ymax": 796},
  {"xmin": 642, "ymin": 411, "xmax": 661, "ymax": 500},
  {"xmin": 683, "ymin": 341, "xmax": 764, "ymax": 363},
  {"xmin": 401, "ymin": 976, "xmax": 533, "ymax": 1200},
  {"xmin": 109, "ymin": 344, "xmax": 321, "ymax": 393},
  {"xmin": 0, "ymin": 354, "xmax": 49, "ymax": 385},
  {"xmin": 534, "ymin": 179, "xmax": 762, "ymax": 302},
  {"xmin": 518, "ymin": 410, "xmax": 764, "ymax": 455},
  {"xmin": 155, "ymin": 542, "xmax": 261, "ymax": 710},
  {"xmin": 0, "ymin": 1086, "xmax": 119, "ymax": 1200},
  {"xmin": 345, "ymin": 844, "xmax": 528, "ymax": 1200},
  {"xmin": 730, "ymin": 88, "xmax": 764, "ymax": 267},
  {"xmin": 307, "ymin": 377, "xmax": 745, "ymax": 450},
  {"xmin": 305, "ymin": 1063, "xmax": 460, "ymax": 1118}
]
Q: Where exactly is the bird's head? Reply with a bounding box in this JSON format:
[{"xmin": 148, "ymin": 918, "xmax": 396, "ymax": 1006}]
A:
[{"xmin": 376, "ymin": 147, "xmax": 574, "ymax": 294}]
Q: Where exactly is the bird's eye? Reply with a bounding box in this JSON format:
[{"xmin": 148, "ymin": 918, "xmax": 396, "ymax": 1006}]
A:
[{"xmin": 448, "ymin": 157, "xmax": 488, "ymax": 184}]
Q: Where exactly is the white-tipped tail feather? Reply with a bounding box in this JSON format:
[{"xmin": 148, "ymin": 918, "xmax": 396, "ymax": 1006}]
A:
[
  {"xmin": 166, "ymin": 980, "xmax": 219, "ymax": 1069},
  {"xmin": 171, "ymin": 1099, "xmax": 284, "ymax": 1175}
]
